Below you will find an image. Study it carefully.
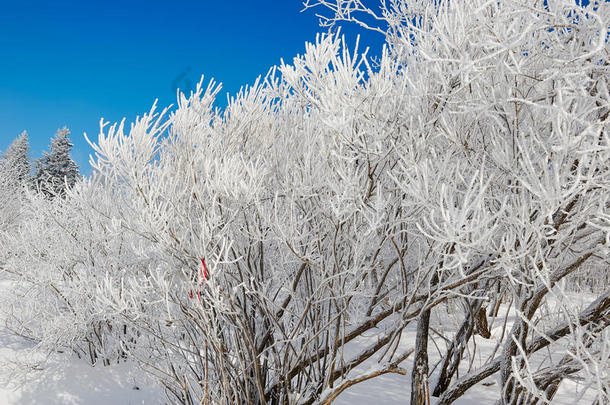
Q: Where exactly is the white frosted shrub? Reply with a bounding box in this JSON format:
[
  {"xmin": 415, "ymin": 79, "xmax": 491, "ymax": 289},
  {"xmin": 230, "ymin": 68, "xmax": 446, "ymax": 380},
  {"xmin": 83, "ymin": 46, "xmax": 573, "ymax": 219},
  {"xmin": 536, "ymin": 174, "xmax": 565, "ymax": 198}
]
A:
[{"xmin": 2, "ymin": 1, "xmax": 608, "ymax": 404}]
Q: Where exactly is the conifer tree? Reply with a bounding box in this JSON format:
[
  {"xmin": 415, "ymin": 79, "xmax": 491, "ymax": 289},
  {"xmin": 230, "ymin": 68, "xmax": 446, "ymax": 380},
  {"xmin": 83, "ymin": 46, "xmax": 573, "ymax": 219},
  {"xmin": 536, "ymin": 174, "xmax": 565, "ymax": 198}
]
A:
[
  {"xmin": 0, "ymin": 131, "xmax": 30, "ymax": 233},
  {"xmin": 0, "ymin": 131, "xmax": 31, "ymax": 187},
  {"xmin": 33, "ymin": 127, "xmax": 80, "ymax": 197}
]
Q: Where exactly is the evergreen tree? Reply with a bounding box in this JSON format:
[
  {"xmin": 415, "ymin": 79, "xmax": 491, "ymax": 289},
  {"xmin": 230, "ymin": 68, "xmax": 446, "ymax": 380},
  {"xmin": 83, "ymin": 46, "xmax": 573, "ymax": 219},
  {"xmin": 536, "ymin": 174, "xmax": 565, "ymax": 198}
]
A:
[
  {"xmin": 33, "ymin": 127, "xmax": 80, "ymax": 197},
  {"xmin": 0, "ymin": 131, "xmax": 30, "ymax": 232},
  {"xmin": 0, "ymin": 131, "xmax": 31, "ymax": 187}
]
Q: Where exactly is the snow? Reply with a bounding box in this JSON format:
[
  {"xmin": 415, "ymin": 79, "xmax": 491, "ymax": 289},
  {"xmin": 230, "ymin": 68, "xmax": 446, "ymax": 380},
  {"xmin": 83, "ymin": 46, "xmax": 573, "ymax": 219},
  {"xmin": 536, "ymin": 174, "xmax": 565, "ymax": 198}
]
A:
[
  {"xmin": 0, "ymin": 278, "xmax": 163, "ymax": 405},
  {"xmin": 0, "ymin": 274, "xmax": 597, "ymax": 404},
  {"xmin": 0, "ymin": 356, "xmax": 162, "ymax": 405},
  {"xmin": 330, "ymin": 297, "xmax": 597, "ymax": 405}
]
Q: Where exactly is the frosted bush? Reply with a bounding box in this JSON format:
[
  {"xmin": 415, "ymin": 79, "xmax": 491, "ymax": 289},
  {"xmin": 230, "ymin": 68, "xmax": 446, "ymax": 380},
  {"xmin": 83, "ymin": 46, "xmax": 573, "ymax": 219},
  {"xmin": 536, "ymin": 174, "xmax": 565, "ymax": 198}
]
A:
[{"xmin": 2, "ymin": 1, "xmax": 608, "ymax": 404}]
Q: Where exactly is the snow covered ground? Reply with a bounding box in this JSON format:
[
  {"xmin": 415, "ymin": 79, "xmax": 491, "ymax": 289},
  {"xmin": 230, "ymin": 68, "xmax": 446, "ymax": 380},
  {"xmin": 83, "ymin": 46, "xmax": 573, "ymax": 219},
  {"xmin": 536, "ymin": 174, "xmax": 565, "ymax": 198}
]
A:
[
  {"xmin": 0, "ymin": 277, "xmax": 162, "ymax": 405},
  {"xmin": 0, "ymin": 350, "xmax": 162, "ymax": 405},
  {"xmin": 0, "ymin": 276, "xmax": 596, "ymax": 404}
]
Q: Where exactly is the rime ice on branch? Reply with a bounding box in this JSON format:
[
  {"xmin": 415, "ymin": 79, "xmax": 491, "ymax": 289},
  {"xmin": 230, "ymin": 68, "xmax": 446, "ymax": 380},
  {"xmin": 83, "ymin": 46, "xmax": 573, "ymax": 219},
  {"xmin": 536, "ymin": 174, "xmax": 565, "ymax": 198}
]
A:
[{"xmin": 1, "ymin": 1, "xmax": 608, "ymax": 404}]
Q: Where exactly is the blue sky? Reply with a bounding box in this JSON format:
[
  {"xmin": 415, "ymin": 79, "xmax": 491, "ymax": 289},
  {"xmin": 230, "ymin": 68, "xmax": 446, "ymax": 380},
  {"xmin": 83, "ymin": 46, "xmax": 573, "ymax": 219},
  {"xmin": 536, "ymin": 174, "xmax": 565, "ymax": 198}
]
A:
[{"xmin": 0, "ymin": 0, "xmax": 384, "ymax": 174}]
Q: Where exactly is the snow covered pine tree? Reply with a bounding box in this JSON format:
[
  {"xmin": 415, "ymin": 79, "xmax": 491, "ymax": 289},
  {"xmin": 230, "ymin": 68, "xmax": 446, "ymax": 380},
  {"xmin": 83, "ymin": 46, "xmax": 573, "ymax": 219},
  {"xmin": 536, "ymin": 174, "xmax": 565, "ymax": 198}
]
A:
[
  {"xmin": 0, "ymin": 131, "xmax": 31, "ymax": 232},
  {"xmin": 0, "ymin": 131, "xmax": 31, "ymax": 187},
  {"xmin": 33, "ymin": 127, "xmax": 80, "ymax": 198}
]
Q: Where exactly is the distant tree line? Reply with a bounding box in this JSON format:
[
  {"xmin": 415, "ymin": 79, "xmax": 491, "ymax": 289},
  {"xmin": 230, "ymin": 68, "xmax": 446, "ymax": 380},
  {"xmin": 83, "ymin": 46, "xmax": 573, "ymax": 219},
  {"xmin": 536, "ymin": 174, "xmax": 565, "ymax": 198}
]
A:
[{"xmin": 0, "ymin": 127, "xmax": 80, "ymax": 198}]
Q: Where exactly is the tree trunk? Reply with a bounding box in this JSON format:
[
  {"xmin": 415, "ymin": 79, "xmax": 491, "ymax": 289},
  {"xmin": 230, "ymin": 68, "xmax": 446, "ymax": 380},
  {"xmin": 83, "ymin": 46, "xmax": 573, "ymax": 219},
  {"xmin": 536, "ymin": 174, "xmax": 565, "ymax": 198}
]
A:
[{"xmin": 411, "ymin": 309, "xmax": 431, "ymax": 405}]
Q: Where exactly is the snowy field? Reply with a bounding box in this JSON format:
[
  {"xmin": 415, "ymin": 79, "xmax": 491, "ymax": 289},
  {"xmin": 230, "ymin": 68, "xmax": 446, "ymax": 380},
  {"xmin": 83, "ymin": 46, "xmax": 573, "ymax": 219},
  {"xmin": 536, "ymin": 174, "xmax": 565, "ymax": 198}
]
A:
[
  {"xmin": 0, "ymin": 277, "xmax": 595, "ymax": 405},
  {"xmin": 0, "ymin": 279, "xmax": 164, "ymax": 404}
]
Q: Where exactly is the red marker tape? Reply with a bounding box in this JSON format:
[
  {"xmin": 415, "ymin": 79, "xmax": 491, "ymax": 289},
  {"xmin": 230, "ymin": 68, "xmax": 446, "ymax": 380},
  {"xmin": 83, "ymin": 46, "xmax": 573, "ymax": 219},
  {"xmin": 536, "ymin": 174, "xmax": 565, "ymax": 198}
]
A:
[{"xmin": 190, "ymin": 258, "xmax": 210, "ymax": 301}]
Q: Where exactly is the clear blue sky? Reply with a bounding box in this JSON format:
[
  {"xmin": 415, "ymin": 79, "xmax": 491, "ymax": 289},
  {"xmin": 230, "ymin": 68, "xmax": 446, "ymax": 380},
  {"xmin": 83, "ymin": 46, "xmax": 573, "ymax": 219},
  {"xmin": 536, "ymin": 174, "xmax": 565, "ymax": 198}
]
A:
[{"xmin": 0, "ymin": 0, "xmax": 384, "ymax": 175}]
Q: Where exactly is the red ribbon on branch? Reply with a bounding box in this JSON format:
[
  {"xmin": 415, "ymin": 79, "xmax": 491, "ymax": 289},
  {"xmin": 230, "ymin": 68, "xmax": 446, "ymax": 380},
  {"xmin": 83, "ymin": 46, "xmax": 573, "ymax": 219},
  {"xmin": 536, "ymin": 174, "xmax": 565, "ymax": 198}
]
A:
[{"xmin": 189, "ymin": 258, "xmax": 209, "ymax": 301}]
